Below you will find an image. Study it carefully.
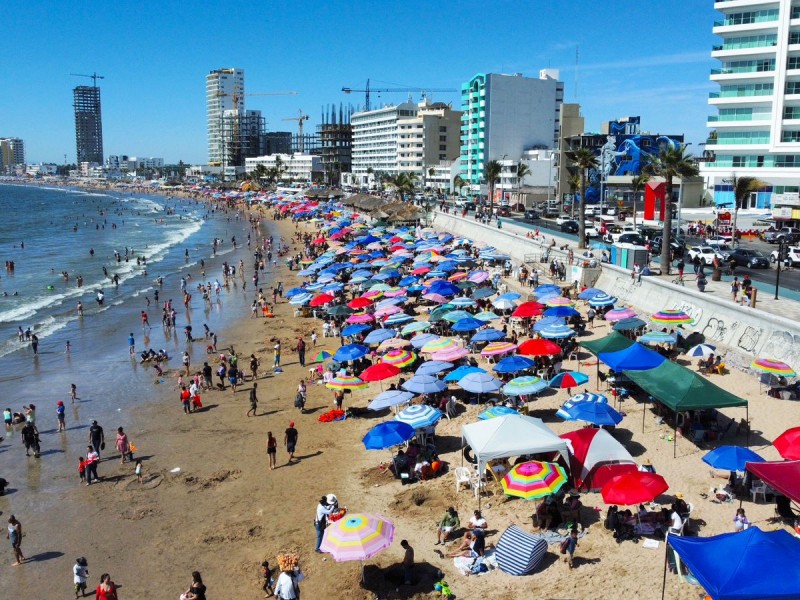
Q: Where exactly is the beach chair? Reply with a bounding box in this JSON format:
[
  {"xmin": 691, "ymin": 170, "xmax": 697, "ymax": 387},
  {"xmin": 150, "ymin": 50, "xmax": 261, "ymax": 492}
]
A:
[
  {"xmin": 444, "ymin": 397, "xmax": 458, "ymax": 421},
  {"xmin": 750, "ymin": 480, "xmax": 767, "ymax": 503},
  {"xmin": 486, "ymin": 461, "xmax": 509, "ymax": 489},
  {"xmin": 455, "ymin": 467, "xmax": 473, "ymax": 493}
]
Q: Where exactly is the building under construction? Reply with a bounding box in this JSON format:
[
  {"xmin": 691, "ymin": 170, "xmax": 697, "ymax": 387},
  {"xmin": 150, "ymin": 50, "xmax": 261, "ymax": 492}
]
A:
[
  {"xmin": 317, "ymin": 104, "xmax": 352, "ymax": 185},
  {"xmin": 74, "ymin": 86, "xmax": 104, "ymax": 164}
]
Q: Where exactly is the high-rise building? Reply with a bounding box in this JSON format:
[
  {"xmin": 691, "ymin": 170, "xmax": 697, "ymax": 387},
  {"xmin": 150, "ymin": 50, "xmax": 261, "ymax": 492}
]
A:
[
  {"xmin": 318, "ymin": 104, "xmax": 353, "ymax": 185},
  {"xmin": 206, "ymin": 68, "xmax": 245, "ymax": 165},
  {"xmin": 702, "ymin": 0, "xmax": 800, "ymax": 209},
  {"xmin": 260, "ymin": 132, "xmax": 293, "ymax": 155},
  {"xmin": 73, "ymin": 86, "xmax": 104, "ymax": 164},
  {"xmin": 351, "ymin": 101, "xmax": 418, "ymax": 179},
  {"xmin": 460, "ymin": 70, "xmax": 564, "ymax": 192},
  {"xmin": 0, "ymin": 137, "xmax": 25, "ymax": 172},
  {"xmin": 555, "ymin": 104, "xmax": 585, "ymax": 203}
]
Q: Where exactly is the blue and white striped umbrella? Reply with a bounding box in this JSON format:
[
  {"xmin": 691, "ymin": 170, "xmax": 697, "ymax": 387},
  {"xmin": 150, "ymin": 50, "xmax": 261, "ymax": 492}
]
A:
[
  {"xmin": 384, "ymin": 313, "xmax": 414, "ymax": 325},
  {"xmin": 449, "ymin": 297, "xmax": 477, "ymax": 308},
  {"xmin": 686, "ymin": 343, "xmax": 716, "ymax": 358},
  {"xmin": 458, "ymin": 372, "xmax": 504, "ymax": 394},
  {"xmin": 289, "ymin": 292, "xmax": 313, "ymax": 305},
  {"xmin": 395, "ymin": 404, "xmax": 442, "ymax": 429},
  {"xmin": 533, "ymin": 317, "xmax": 565, "ymax": 332},
  {"xmin": 471, "ymin": 328, "xmax": 505, "ymax": 342},
  {"xmin": 538, "ymin": 323, "xmax": 577, "ymax": 339},
  {"xmin": 588, "ymin": 293, "xmax": 618, "ymax": 307},
  {"xmin": 555, "ymin": 392, "xmax": 609, "ymax": 420}
]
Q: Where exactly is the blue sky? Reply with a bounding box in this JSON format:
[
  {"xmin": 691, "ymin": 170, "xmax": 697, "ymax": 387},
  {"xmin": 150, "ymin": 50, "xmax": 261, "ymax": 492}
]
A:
[{"xmin": 4, "ymin": 0, "xmax": 718, "ymax": 164}]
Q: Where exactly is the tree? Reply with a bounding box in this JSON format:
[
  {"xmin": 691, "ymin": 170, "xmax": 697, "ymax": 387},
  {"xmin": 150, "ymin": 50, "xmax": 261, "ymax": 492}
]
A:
[
  {"xmin": 643, "ymin": 144, "xmax": 699, "ymax": 274},
  {"xmin": 250, "ymin": 164, "xmax": 268, "ymax": 182},
  {"xmin": 630, "ymin": 174, "xmax": 650, "ymax": 227},
  {"xmin": 516, "ymin": 161, "xmax": 531, "ymax": 201},
  {"xmin": 427, "ymin": 167, "xmax": 435, "ymax": 190},
  {"xmin": 565, "ymin": 148, "xmax": 598, "ymax": 248},
  {"xmin": 566, "ymin": 174, "xmax": 581, "ymax": 218},
  {"xmin": 453, "ymin": 175, "xmax": 466, "ymax": 196},
  {"xmin": 386, "ymin": 172, "xmax": 417, "ymax": 200},
  {"xmin": 730, "ymin": 175, "xmax": 767, "ymax": 245},
  {"xmin": 484, "ymin": 160, "xmax": 502, "ymax": 217}
]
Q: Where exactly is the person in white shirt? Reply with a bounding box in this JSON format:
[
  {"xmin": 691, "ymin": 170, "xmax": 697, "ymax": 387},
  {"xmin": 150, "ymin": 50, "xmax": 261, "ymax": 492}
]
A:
[
  {"xmin": 669, "ymin": 510, "xmax": 683, "ymax": 535},
  {"xmin": 467, "ymin": 510, "xmax": 488, "ymax": 532},
  {"xmin": 273, "ymin": 568, "xmax": 304, "ymax": 600},
  {"xmin": 73, "ymin": 556, "xmax": 89, "ymax": 598}
]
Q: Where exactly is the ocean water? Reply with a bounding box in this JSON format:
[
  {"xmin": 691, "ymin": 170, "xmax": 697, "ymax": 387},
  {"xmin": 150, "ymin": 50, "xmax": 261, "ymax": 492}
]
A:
[{"xmin": 0, "ymin": 184, "xmax": 272, "ymax": 517}]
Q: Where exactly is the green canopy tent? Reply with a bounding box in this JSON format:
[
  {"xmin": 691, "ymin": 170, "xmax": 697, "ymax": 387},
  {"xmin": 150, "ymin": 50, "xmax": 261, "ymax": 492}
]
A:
[
  {"xmin": 623, "ymin": 361, "xmax": 748, "ymax": 457},
  {"xmin": 580, "ymin": 332, "xmax": 635, "ymax": 391}
]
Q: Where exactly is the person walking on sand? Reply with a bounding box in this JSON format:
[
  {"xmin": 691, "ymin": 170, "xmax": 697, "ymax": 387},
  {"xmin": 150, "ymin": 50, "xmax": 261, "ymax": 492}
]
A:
[
  {"xmin": 115, "ymin": 427, "xmax": 132, "ymax": 464},
  {"xmin": 284, "ymin": 422, "xmax": 298, "ymax": 463},
  {"xmin": 56, "ymin": 400, "xmax": 66, "ymax": 432},
  {"xmin": 89, "ymin": 420, "xmax": 105, "ymax": 455},
  {"xmin": 266, "ymin": 432, "xmax": 277, "ymax": 470},
  {"xmin": 94, "ymin": 573, "xmax": 118, "ymax": 600},
  {"xmin": 85, "ymin": 446, "xmax": 100, "ymax": 485},
  {"xmin": 400, "ymin": 539, "xmax": 415, "ymax": 585},
  {"xmin": 247, "ymin": 383, "xmax": 258, "ymax": 417},
  {"xmin": 7, "ymin": 515, "xmax": 24, "ymax": 565},
  {"xmin": 135, "ymin": 459, "xmax": 143, "ymax": 484},
  {"xmin": 73, "ymin": 556, "xmax": 89, "ymax": 598},
  {"xmin": 128, "ymin": 333, "xmax": 135, "ymax": 355},
  {"xmin": 295, "ymin": 336, "xmax": 306, "ymax": 367},
  {"xmin": 562, "ymin": 527, "xmax": 579, "ymax": 568}
]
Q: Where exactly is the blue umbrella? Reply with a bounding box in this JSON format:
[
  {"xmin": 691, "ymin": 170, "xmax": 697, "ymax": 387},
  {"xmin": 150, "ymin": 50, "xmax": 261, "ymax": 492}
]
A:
[
  {"xmin": 395, "ymin": 405, "xmax": 443, "ymax": 429},
  {"xmin": 415, "ymin": 360, "xmax": 454, "ymax": 376},
  {"xmin": 398, "ymin": 276, "xmax": 420, "ymax": 287},
  {"xmin": 496, "ymin": 292, "xmax": 522, "ymax": 301},
  {"xmin": 535, "ymin": 285, "xmax": 560, "ymax": 294},
  {"xmin": 363, "ymin": 329, "xmax": 396, "ymax": 345},
  {"xmin": 588, "ymin": 293, "xmax": 618, "ymax": 307},
  {"xmin": 578, "ymin": 287, "xmax": 606, "ymax": 300},
  {"xmin": 427, "ymin": 281, "xmax": 460, "ymax": 297},
  {"xmin": 556, "ymin": 392, "xmax": 608, "ymax": 420},
  {"xmin": 502, "ymin": 376, "xmax": 548, "ymax": 396},
  {"xmin": 332, "ymin": 343, "xmax": 370, "ymax": 362},
  {"xmin": 362, "ymin": 421, "xmax": 416, "ymax": 450},
  {"xmin": 285, "ymin": 287, "xmax": 309, "ymax": 298},
  {"xmin": 494, "ymin": 355, "xmax": 536, "ymax": 374},
  {"xmin": 402, "ymin": 375, "xmax": 447, "ymax": 394},
  {"xmin": 451, "ymin": 317, "xmax": 485, "ymax": 332},
  {"xmin": 702, "ymin": 446, "xmax": 765, "ymax": 472},
  {"xmin": 341, "ymin": 324, "xmax": 371, "ymax": 337},
  {"xmin": 539, "ymin": 323, "xmax": 577, "ymax": 339},
  {"xmin": 478, "ymin": 406, "xmax": 519, "ymax": 420},
  {"xmin": 384, "ymin": 313, "xmax": 414, "ymax": 325},
  {"xmin": 368, "ymin": 390, "xmax": 414, "ymax": 411},
  {"xmin": 458, "ymin": 372, "xmax": 504, "ymax": 394},
  {"xmin": 563, "ymin": 402, "xmax": 623, "ymax": 426},
  {"xmin": 533, "ymin": 317, "xmax": 565, "ymax": 332},
  {"xmin": 444, "ymin": 365, "xmax": 486, "ymax": 382},
  {"xmin": 543, "ymin": 306, "xmax": 581, "ymax": 318},
  {"xmin": 472, "ymin": 287, "xmax": 497, "ymax": 300},
  {"xmin": 289, "ymin": 292, "xmax": 313, "ymax": 305},
  {"xmin": 471, "ymin": 328, "xmax": 505, "ymax": 342}
]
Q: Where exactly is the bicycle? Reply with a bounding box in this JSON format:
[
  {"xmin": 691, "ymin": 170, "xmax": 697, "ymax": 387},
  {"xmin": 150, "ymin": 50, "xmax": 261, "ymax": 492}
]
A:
[{"xmin": 671, "ymin": 275, "xmax": 685, "ymax": 286}]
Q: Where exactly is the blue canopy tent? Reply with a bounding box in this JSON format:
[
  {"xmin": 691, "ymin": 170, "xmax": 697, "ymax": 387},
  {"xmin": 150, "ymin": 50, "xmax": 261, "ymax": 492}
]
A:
[
  {"xmin": 598, "ymin": 343, "xmax": 665, "ymax": 372},
  {"xmin": 665, "ymin": 528, "xmax": 800, "ymax": 600}
]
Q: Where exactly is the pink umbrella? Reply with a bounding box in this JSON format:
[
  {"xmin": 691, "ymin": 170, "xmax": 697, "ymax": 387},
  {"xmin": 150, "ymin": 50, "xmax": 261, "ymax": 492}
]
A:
[
  {"xmin": 604, "ymin": 308, "xmax": 637, "ymax": 322},
  {"xmin": 480, "ymin": 342, "xmax": 518, "ymax": 357},
  {"xmin": 374, "ymin": 305, "xmax": 402, "ymax": 317},
  {"xmin": 378, "ymin": 338, "xmax": 411, "ymax": 352},
  {"xmin": 346, "ymin": 313, "xmax": 375, "ymax": 324},
  {"xmin": 546, "ymin": 297, "xmax": 575, "ymax": 307},
  {"xmin": 468, "ymin": 270, "xmax": 490, "ymax": 283},
  {"xmin": 384, "ymin": 288, "xmax": 406, "ymax": 298},
  {"xmin": 432, "ymin": 346, "xmax": 470, "ymax": 362},
  {"xmin": 423, "ymin": 293, "xmax": 448, "ymax": 304},
  {"xmin": 362, "ymin": 290, "xmax": 384, "ymax": 299}
]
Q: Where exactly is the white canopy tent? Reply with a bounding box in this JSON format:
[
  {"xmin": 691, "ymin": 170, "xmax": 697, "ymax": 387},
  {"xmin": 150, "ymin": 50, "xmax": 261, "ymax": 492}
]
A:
[{"xmin": 461, "ymin": 415, "xmax": 570, "ymax": 476}]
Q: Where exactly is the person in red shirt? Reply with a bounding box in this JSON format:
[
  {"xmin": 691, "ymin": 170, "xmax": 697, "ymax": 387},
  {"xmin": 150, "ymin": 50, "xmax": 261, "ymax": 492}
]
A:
[
  {"xmin": 180, "ymin": 385, "xmax": 192, "ymax": 414},
  {"xmin": 78, "ymin": 457, "xmax": 86, "ymax": 484}
]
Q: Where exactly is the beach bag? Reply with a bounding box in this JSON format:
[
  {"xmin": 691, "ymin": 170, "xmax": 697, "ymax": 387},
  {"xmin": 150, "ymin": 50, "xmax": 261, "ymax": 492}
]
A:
[{"xmin": 560, "ymin": 538, "xmax": 569, "ymax": 554}]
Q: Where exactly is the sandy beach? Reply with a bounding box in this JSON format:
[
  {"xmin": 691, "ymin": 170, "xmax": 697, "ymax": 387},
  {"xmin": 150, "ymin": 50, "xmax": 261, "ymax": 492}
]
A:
[{"xmin": 0, "ymin": 191, "xmax": 796, "ymax": 600}]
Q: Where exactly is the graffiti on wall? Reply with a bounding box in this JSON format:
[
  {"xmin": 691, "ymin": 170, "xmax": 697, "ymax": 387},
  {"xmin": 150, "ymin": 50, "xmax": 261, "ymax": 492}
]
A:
[
  {"xmin": 761, "ymin": 331, "xmax": 800, "ymax": 367},
  {"xmin": 736, "ymin": 326, "xmax": 763, "ymax": 354}
]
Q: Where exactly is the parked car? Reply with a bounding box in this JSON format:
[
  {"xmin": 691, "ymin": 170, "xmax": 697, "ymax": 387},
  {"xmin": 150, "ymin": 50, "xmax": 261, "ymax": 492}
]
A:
[
  {"xmin": 555, "ymin": 215, "xmax": 573, "ymax": 225},
  {"xmin": 687, "ymin": 245, "xmax": 724, "ymax": 265},
  {"xmin": 560, "ymin": 220, "xmax": 579, "ymax": 234},
  {"xmin": 617, "ymin": 233, "xmax": 646, "ymax": 245},
  {"xmin": 524, "ymin": 209, "xmax": 541, "ymax": 221},
  {"xmin": 454, "ymin": 197, "xmax": 469, "ymax": 207},
  {"xmin": 604, "ymin": 226, "xmax": 638, "ymax": 244},
  {"xmin": 769, "ymin": 245, "xmax": 800, "ymax": 266},
  {"xmin": 705, "ymin": 235, "xmax": 733, "ymax": 246},
  {"xmin": 728, "ymin": 248, "xmax": 770, "ymax": 269},
  {"xmin": 496, "ymin": 206, "xmax": 511, "ymax": 217},
  {"xmin": 650, "ymin": 236, "xmax": 686, "ymax": 258},
  {"xmin": 584, "ymin": 223, "xmax": 601, "ymax": 238},
  {"xmin": 764, "ymin": 227, "xmax": 800, "ymax": 244}
]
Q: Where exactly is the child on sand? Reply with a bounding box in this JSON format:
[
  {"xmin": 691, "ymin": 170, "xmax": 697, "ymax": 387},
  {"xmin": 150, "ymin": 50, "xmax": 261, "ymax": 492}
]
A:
[
  {"xmin": 78, "ymin": 457, "xmax": 86, "ymax": 484},
  {"xmin": 73, "ymin": 556, "xmax": 88, "ymax": 598},
  {"xmin": 70, "ymin": 383, "xmax": 78, "ymax": 403},
  {"xmin": 135, "ymin": 459, "xmax": 143, "ymax": 484},
  {"xmin": 56, "ymin": 401, "xmax": 66, "ymax": 432}
]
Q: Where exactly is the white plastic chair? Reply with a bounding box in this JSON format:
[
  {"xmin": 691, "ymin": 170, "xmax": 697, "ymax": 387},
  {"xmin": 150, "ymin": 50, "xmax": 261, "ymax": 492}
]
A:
[
  {"xmin": 445, "ymin": 397, "xmax": 458, "ymax": 420},
  {"xmin": 455, "ymin": 467, "xmax": 472, "ymax": 493},
  {"xmin": 751, "ymin": 481, "xmax": 767, "ymax": 503}
]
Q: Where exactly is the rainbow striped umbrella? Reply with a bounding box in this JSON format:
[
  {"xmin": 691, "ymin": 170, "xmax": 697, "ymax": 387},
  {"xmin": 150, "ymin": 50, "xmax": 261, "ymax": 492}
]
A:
[
  {"xmin": 604, "ymin": 308, "xmax": 637, "ymax": 322},
  {"xmin": 751, "ymin": 358, "xmax": 796, "ymax": 377},
  {"xmin": 545, "ymin": 297, "xmax": 575, "ymax": 307},
  {"xmin": 326, "ymin": 375, "xmax": 369, "ymax": 391},
  {"xmin": 501, "ymin": 461, "xmax": 568, "ymax": 501},
  {"xmin": 649, "ymin": 309, "xmax": 693, "ymax": 325},
  {"xmin": 480, "ymin": 342, "xmax": 518, "ymax": 357},
  {"xmin": 421, "ymin": 337, "xmax": 458, "ymax": 354},
  {"xmin": 319, "ymin": 513, "xmax": 395, "ymax": 562},
  {"xmin": 377, "ymin": 337, "xmax": 411, "ymax": 352},
  {"xmin": 382, "ymin": 349, "xmax": 417, "ymax": 368},
  {"xmin": 431, "ymin": 346, "xmax": 470, "ymax": 362},
  {"xmin": 362, "ymin": 289, "xmax": 384, "ymax": 299}
]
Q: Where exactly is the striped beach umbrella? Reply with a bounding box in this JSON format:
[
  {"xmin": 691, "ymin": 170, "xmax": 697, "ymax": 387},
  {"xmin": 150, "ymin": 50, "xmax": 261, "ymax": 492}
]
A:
[
  {"xmin": 538, "ymin": 323, "xmax": 577, "ymax": 339},
  {"xmin": 363, "ymin": 329, "xmax": 396, "ymax": 345},
  {"xmin": 549, "ymin": 371, "xmax": 589, "ymax": 389},
  {"xmin": 449, "ymin": 296, "xmax": 476, "ymax": 307},
  {"xmin": 312, "ymin": 350, "xmax": 333, "ymax": 363},
  {"xmin": 545, "ymin": 297, "xmax": 575, "ymax": 308},
  {"xmin": 481, "ymin": 342, "xmax": 518, "ymax": 357},
  {"xmin": 289, "ymin": 292, "xmax": 313, "ymax": 306},
  {"xmin": 384, "ymin": 313, "xmax": 414, "ymax": 325},
  {"xmin": 502, "ymin": 376, "xmax": 547, "ymax": 396},
  {"xmin": 501, "ymin": 461, "xmax": 568, "ymax": 501},
  {"xmin": 431, "ymin": 346, "xmax": 470, "ymax": 362},
  {"xmin": 638, "ymin": 331, "xmax": 676, "ymax": 345},
  {"xmin": 468, "ymin": 270, "xmax": 490, "ymax": 284},
  {"xmin": 479, "ymin": 406, "xmax": 519, "ymax": 420},
  {"xmin": 382, "ymin": 349, "xmax": 417, "ymax": 368},
  {"xmin": 421, "ymin": 337, "xmax": 458, "ymax": 354},
  {"xmin": 377, "ymin": 337, "xmax": 411, "ymax": 351},
  {"xmin": 401, "ymin": 321, "xmax": 431, "ymax": 336},
  {"xmin": 751, "ymin": 358, "xmax": 796, "ymax": 377},
  {"xmin": 320, "ymin": 513, "xmax": 395, "ymax": 562},
  {"xmin": 556, "ymin": 392, "xmax": 608, "ymax": 420},
  {"xmin": 415, "ymin": 360, "xmax": 453, "ymax": 376},
  {"xmin": 475, "ymin": 310, "xmax": 501, "ymax": 322},
  {"xmin": 587, "ymin": 293, "xmax": 617, "ymax": 308},
  {"xmin": 458, "ymin": 371, "xmax": 504, "ymax": 394},
  {"xmin": 686, "ymin": 343, "xmax": 716, "ymax": 358},
  {"xmin": 368, "ymin": 390, "xmax": 414, "ymax": 411},
  {"xmin": 326, "ymin": 374, "xmax": 369, "ymax": 391},
  {"xmin": 650, "ymin": 309, "xmax": 693, "ymax": 325},
  {"xmin": 442, "ymin": 310, "xmax": 473, "ymax": 323},
  {"xmin": 603, "ymin": 307, "xmax": 637, "ymax": 322},
  {"xmin": 410, "ymin": 333, "xmax": 439, "ymax": 349},
  {"xmin": 395, "ymin": 404, "xmax": 442, "ymax": 429},
  {"xmin": 374, "ymin": 305, "xmax": 402, "ymax": 318}
]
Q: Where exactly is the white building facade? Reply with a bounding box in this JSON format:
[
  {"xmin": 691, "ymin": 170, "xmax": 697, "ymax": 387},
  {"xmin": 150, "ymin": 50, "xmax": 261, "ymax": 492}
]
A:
[
  {"xmin": 245, "ymin": 153, "xmax": 323, "ymax": 183},
  {"xmin": 206, "ymin": 68, "xmax": 245, "ymax": 165},
  {"xmin": 702, "ymin": 0, "xmax": 800, "ymax": 210},
  {"xmin": 350, "ymin": 102, "xmax": 417, "ymax": 180}
]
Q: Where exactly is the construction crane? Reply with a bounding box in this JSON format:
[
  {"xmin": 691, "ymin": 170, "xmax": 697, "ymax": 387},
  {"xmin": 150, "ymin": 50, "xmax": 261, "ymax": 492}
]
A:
[
  {"xmin": 342, "ymin": 79, "xmax": 457, "ymax": 111},
  {"xmin": 282, "ymin": 110, "xmax": 310, "ymax": 153},
  {"xmin": 214, "ymin": 90, "xmax": 298, "ymax": 106},
  {"xmin": 70, "ymin": 72, "xmax": 105, "ymax": 87}
]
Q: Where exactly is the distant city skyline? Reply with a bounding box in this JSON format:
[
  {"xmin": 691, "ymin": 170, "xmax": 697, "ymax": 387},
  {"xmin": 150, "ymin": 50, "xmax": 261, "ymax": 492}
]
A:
[{"xmin": 3, "ymin": 0, "xmax": 717, "ymax": 164}]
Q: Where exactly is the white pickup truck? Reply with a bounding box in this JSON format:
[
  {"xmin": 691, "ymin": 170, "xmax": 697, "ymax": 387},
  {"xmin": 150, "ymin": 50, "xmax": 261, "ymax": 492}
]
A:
[{"xmin": 603, "ymin": 225, "xmax": 637, "ymax": 244}]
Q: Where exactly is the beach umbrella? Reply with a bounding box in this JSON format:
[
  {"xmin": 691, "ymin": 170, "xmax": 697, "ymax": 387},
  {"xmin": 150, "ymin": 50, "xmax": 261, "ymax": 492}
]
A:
[
  {"xmin": 382, "ymin": 349, "xmax": 417, "ymax": 368},
  {"xmin": 601, "ymin": 471, "xmax": 669, "ymax": 505},
  {"xmin": 458, "ymin": 372, "xmax": 504, "ymax": 394},
  {"xmin": 328, "ymin": 305, "xmax": 355, "ymax": 317},
  {"xmin": 332, "ymin": 344, "xmax": 370, "ymax": 362},
  {"xmin": 415, "ymin": 360, "xmax": 454, "ymax": 376},
  {"xmin": 686, "ymin": 343, "xmax": 717, "ymax": 358},
  {"xmin": 539, "ymin": 323, "xmax": 577, "ymax": 339},
  {"xmin": 497, "ymin": 292, "xmax": 522, "ymax": 301},
  {"xmin": 289, "ymin": 292, "xmax": 313, "ymax": 305},
  {"xmin": 431, "ymin": 346, "xmax": 470, "ymax": 362},
  {"xmin": 471, "ymin": 328, "xmax": 505, "ymax": 343},
  {"xmin": 347, "ymin": 297, "xmax": 373, "ymax": 310},
  {"xmin": 543, "ymin": 306, "xmax": 580, "ymax": 318},
  {"xmin": 773, "ymin": 426, "xmax": 800, "ymax": 460},
  {"xmin": 449, "ymin": 297, "xmax": 477, "ymax": 308},
  {"xmin": 342, "ymin": 324, "xmax": 372, "ymax": 338},
  {"xmin": 422, "ymin": 292, "xmax": 448, "ymax": 304},
  {"xmin": 313, "ymin": 350, "xmax": 333, "ymax": 363},
  {"xmin": 444, "ymin": 365, "xmax": 486, "ymax": 382},
  {"xmin": 451, "ymin": 317, "xmax": 485, "ymax": 332},
  {"xmin": 501, "ymin": 461, "xmax": 568, "ymax": 501},
  {"xmin": 410, "ymin": 333, "xmax": 439, "ymax": 349},
  {"xmin": 562, "ymin": 402, "xmax": 623, "ymax": 426},
  {"xmin": 612, "ymin": 317, "xmax": 647, "ymax": 332},
  {"xmin": 517, "ymin": 339, "xmax": 562, "ymax": 357},
  {"xmin": 503, "ymin": 376, "xmax": 547, "ymax": 396},
  {"xmin": 421, "ymin": 337, "xmax": 458, "ymax": 354},
  {"xmin": 384, "ymin": 313, "xmax": 414, "ymax": 325},
  {"xmin": 650, "ymin": 309, "xmax": 693, "ymax": 325},
  {"xmin": 535, "ymin": 289, "xmax": 561, "ymax": 301},
  {"xmin": 546, "ymin": 297, "xmax": 575, "ymax": 308},
  {"xmin": 474, "ymin": 310, "xmax": 501, "ymax": 322},
  {"xmin": 494, "ymin": 355, "xmax": 536, "ymax": 373},
  {"xmin": 492, "ymin": 297, "xmax": 517, "ymax": 311},
  {"xmin": 549, "ymin": 371, "xmax": 589, "ymax": 389},
  {"xmin": 587, "ymin": 293, "xmax": 617, "ymax": 308},
  {"xmin": 285, "ymin": 287, "xmax": 309, "ymax": 298},
  {"xmin": 638, "ymin": 331, "xmax": 676, "ymax": 345},
  {"xmin": 402, "ymin": 374, "xmax": 447, "ymax": 394},
  {"xmin": 555, "ymin": 392, "xmax": 608, "ymax": 420},
  {"xmin": 326, "ymin": 374, "xmax": 369, "ymax": 391},
  {"xmin": 512, "ymin": 302, "xmax": 545, "ymax": 318},
  {"xmin": 472, "ymin": 287, "xmax": 497, "ymax": 300},
  {"xmin": 368, "ymin": 390, "xmax": 414, "ymax": 411},
  {"xmin": 363, "ymin": 329, "xmax": 396, "ymax": 345},
  {"xmin": 535, "ymin": 285, "xmax": 560, "ymax": 295},
  {"xmin": 751, "ymin": 358, "xmax": 796, "ymax": 377},
  {"xmin": 479, "ymin": 406, "xmax": 519, "ymax": 420},
  {"xmin": 377, "ymin": 337, "xmax": 410, "ymax": 352},
  {"xmin": 363, "ymin": 421, "xmax": 416, "ymax": 450},
  {"xmin": 533, "ymin": 317, "xmax": 564, "ymax": 333},
  {"xmin": 442, "ymin": 310, "xmax": 473, "ymax": 323},
  {"xmin": 395, "ymin": 404, "xmax": 442, "ymax": 429},
  {"xmin": 702, "ymin": 446, "xmax": 765, "ymax": 472},
  {"xmin": 578, "ymin": 288, "xmax": 605, "ymax": 300},
  {"xmin": 360, "ymin": 363, "xmax": 401, "ymax": 383},
  {"xmin": 401, "ymin": 321, "xmax": 430, "ymax": 336},
  {"xmin": 481, "ymin": 341, "xmax": 518, "ymax": 357},
  {"xmin": 468, "ymin": 270, "xmax": 490, "ymax": 283},
  {"xmin": 603, "ymin": 308, "xmax": 637, "ymax": 322},
  {"xmin": 346, "ymin": 312, "xmax": 374, "ymax": 324}
]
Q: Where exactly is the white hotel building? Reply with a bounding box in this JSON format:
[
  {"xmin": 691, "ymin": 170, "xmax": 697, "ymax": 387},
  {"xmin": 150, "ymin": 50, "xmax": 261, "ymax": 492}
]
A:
[
  {"xmin": 702, "ymin": 0, "xmax": 800, "ymax": 214},
  {"xmin": 245, "ymin": 153, "xmax": 323, "ymax": 184}
]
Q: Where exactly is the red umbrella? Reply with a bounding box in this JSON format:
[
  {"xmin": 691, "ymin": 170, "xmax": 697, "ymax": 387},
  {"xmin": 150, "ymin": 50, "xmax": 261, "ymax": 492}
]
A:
[
  {"xmin": 313, "ymin": 237, "xmax": 328, "ymax": 245},
  {"xmin": 348, "ymin": 297, "xmax": 373, "ymax": 310},
  {"xmin": 601, "ymin": 471, "xmax": 669, "ymax": 505},
  {"xmin": 517, "ymin": 339, "xmax": 562, "ymax": 356},
  {"xmin": 774, "ymin": 426, "xmax": 800, "ymax": 460},
  {"xmin": 412, "ymin": 266, "xmax": 431, "ymax": 276},
  {"xmin": 361, "ymin": 363, "xmax": 401, "ymax": 382},
  {"xmin": 310, "ymin": 293, "xmax": 335, "ymax": 307},
  {"xmin": 512, "ymin": 302, "xmax": 545, "ymax": 318}
]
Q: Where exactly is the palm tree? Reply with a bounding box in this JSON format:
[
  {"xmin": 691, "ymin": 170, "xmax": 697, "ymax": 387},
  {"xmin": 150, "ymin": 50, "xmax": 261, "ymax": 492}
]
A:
[
  {"xmin": 630, "ymin": 174, "xmax": 650, "ymax": 227},
  {"xmin": 566, "ymin": 174, "xmax": 581, "ymax": 218},
  {"xmin": 453, "ymin": 175, "xmax": 466, "ymax": 197},
  {"xmin": 516, "ymin": 161, "xmax": 531, "ymax": 201},
  {"xmin": 386, "ymin": 173, "xmax": 417, "ymax": 200},
  {"xmin": 484, "ymin": 160, "xmax": 502, "ymax": 217},
  {"xmin": 643, "ymin": 144, "xmax": 699, "ymax": 274},
  {"xmin": 730, "ymin": 175, "xmax": 767, "ymax": 245},
  {"xmin": 427, "ymin": 167, "xmax": 436, "ymax": 190},
  {"xmin": 566, "ymin": 148, "xmax": 598, "ymax": 248}
]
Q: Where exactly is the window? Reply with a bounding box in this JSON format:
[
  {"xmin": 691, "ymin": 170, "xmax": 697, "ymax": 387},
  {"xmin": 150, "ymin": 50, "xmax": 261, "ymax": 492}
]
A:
[
  {"xmin": 791, "ymin": 31, "xmax": 800, "ymax": 45},
  {"xmin": 781, "ymin": 130, "xmax": 800, "ymax": 142},
  {"xmin": 785, "ymin": 106, "xmax": 800, "ymax": 119},
  {"xmin": 439, "ymin": 145, "xmax": 447, "ymax": 151},
  {"xmin": 732, "ymin": 156, "xmax": 746, "ymax": 167},
  {"xmin": 439, "ymin": 135, "xmax": 447, "ymax": 142},
  {"xmin": 787, "ymin": 81, "xmax": 800, "ymax": 94},
  {"xmin": 789, "ymin": 57, "xmax": 800, "ymax": 70},
  {"xmin": 725, "ymin": 9, "xmax": 779, "ymax": 25},
  {"xmin": 439, "ymin": 126, "xmax": 446, "ymax": 132}
]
